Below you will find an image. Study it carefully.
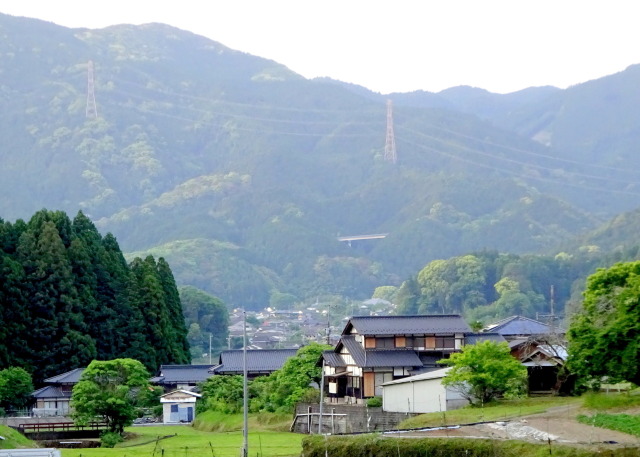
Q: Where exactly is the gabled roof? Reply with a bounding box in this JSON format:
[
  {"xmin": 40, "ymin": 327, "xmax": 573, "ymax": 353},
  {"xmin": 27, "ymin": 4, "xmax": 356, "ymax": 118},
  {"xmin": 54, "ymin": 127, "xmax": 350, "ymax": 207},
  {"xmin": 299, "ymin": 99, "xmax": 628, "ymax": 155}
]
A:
[
  {"xmin": 154, "ymin": 365, "xmax": 214, "ymax": 384},
  {"xmin": 31, "ymin": 385, "xmax": 69, "ymax": 399},
  {"xmin": 337, "ymin": 335, "xmax": 423, "ymax": 368},
  {"xmin": 464, "ymin": 332, "xmax": 506, "ymax": 345},
  {"xmin": 322, "ymin": 351, "xmax": 346, "ymax": 368},
  {"xmin": 343, "ymin": 315, "xmax": 471, "ymax": 336},
  {"xmin": 43, "ymin": 368, "xmax": 85, "ymax": 384},
  {"xmin": 160, "ymin": 389, "xmax": 203, "ymax": 399},
  {"xmin": 483, "ymin": 316, "xmax": 561, "ymax": 336},
  {"xmin": 211, "ymin": 349, "xmax": 298, "ymax": 374}
]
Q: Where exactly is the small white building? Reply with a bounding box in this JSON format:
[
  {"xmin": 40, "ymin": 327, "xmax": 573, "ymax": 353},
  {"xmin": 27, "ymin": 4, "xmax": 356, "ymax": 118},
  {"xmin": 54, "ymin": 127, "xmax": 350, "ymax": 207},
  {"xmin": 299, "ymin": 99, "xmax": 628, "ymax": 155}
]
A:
[
  {"xmin": 381, "ymin": 367, "xmax": 468, "ymax": 413},
  {"xmin": 159, "ymin": 390, "xmax": 202, "ymax": 423}
]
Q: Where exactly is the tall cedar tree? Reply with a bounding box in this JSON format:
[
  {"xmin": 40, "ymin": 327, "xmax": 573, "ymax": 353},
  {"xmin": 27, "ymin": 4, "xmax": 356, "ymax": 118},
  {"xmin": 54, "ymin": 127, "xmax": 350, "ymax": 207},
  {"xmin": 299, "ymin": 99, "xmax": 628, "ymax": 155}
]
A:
[{"xmin": 0, "ymin": 210, "xmax": 190, "ymax": 380}]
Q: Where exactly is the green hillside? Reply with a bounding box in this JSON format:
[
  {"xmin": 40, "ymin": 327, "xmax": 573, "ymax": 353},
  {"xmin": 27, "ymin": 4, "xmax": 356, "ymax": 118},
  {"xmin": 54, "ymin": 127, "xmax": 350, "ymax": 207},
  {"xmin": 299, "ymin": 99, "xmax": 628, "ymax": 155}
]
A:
[{"xmin": 1, "ymin": 13, "xmax": 639, "ymax": 307}]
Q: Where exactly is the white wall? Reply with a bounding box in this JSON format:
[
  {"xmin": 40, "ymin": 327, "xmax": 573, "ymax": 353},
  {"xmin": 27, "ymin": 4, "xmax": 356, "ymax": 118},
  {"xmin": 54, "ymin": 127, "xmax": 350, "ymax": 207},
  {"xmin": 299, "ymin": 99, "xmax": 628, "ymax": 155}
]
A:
[{"xmin": 382, "ymin": 378, "xmax": 467, "ymax": 413}]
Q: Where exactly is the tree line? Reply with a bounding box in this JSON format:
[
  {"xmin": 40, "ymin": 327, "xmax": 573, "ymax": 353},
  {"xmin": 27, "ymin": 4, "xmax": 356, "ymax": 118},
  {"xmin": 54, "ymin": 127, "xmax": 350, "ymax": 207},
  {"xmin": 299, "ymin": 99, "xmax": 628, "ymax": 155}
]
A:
[
  {"xmin": 0, "ymin": 209, "xmax": 190, "ymax": 382},
  {"xmin": 389, "ymin": 248, "xmax": 640, "ymax": 325}
]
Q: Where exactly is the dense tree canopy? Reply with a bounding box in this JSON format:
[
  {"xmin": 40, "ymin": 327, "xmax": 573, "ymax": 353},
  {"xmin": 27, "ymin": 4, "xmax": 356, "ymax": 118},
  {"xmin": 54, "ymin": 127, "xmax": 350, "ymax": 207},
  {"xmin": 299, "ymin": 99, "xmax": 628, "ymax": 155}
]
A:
[
  {"xmin": 567, "ymin": 261, "xmax": 640, "ymax": 388},
  {"xmin": 0, "ymin": 367, "xmax": 33, "ymax": 411},
  {"xmin": 71, "ymin": 359, "xmax": 151, "ymax": 435},
  {"xmin": 0, "ymin": 209, "xmax": 190, "ymax": 380},
  {"xmin": 440, "ymin": 341, "xmax": 527, "ymax": 406},
  {"xmin": 180, "ymin": 285, "xmax": 229, "ymax": 358}
]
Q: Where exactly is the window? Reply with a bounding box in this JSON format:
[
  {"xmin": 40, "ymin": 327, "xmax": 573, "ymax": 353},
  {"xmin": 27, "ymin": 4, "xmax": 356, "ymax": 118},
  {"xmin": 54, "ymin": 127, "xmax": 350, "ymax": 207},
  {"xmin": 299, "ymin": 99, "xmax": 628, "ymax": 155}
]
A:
[
  {"xmin": 365, "ymin": 337, "xmax": 376, "ymax": 349},
  {"xmin": 395, "ymin": 336, "xmax": 406, "ymax": 348},
  {"xmin": 436, "ymin": 336, "xmax": 455, "ymax": 349},
  {"xmin": 375, "ymin": 337, "xmax": 395, "ymax": 349}
]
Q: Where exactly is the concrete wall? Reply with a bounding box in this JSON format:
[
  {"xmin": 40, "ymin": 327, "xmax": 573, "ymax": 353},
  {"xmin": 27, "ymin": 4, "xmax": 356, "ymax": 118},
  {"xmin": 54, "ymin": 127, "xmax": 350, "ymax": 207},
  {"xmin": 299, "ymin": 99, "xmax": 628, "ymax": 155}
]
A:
[{"xmin": 292, "ymin": 403, "xmax": 417, "ymax": 434}]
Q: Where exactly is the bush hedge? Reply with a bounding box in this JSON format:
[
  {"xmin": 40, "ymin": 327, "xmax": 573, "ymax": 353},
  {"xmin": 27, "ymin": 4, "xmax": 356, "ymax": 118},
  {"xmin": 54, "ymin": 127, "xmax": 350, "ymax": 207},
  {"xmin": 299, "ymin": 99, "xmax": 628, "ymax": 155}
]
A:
[{"xmin": 302, "ymin": 434, "xmax": 640, "ymax": 457}]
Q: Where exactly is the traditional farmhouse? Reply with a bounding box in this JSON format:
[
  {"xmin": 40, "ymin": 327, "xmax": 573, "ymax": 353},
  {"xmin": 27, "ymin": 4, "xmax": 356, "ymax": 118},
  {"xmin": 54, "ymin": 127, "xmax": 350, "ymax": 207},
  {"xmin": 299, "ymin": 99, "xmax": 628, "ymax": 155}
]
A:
[
  {"xmin": 150, "ymin": 365, "xmax": 213, "ymax": 392},
  {"xmin": 160, "ymin": 390, "xmax": 202, "ymax": 423},
  {"xmin": 31, "ymin": 368, "xmax": 84, "ymax": 416},
  {"xmin": 381, "ymin": 367, "xmax": 468, "ymax": 413},
  {"xmin": 209, "ymin": 348, "xmax": 298, "ymax": 378},
  {"xmin": 320, "ymin": 315, "xmax": 504, "ymax": 403},
  {"xmin": 483, "ymin": 315, "xmax": 568, "ymax": 393}
]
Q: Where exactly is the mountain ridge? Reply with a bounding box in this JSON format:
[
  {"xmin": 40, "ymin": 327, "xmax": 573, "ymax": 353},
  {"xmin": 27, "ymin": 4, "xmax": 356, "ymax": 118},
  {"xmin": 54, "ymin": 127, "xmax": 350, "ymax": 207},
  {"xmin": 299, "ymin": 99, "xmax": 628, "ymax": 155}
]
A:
[{"xmin": 1, "ymin": 13, "xmax": 638, "ymax": 307}]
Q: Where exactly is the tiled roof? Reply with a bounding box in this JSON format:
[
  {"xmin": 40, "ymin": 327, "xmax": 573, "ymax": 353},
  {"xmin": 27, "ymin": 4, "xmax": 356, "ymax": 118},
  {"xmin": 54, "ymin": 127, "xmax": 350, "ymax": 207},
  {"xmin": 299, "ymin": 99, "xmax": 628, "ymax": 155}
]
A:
[
  {"xmin": 43, "ymin": 368, "xmax": 85, "ymax": 384},
  {"xmin": 156, "ymin": 365, "xmax": 214, "ymax": 384},
  {"xmin": 464, "ymin": 332, "xmax": 506, "ymax": 345},
  {"xmin": 363, "ymin": 350, "xmax": 423, "ymax": 368},
  {"xmin": 31, "ymin": 385, "xmax": 69, "ymax": 399},
  {"xmin": 211, "ymin": 349, "xmax": 298, "ymax": 374},
  {"xmin": 483, "ymin": 316, "xmax": 560, "ymax": 336},
  {"xmin": 337, "ymin": 335, "xmax": 423, "ymax": 368},
  {"xmin": 345, "ymin": 315, "xmax": 471, "ymax": 336},
  {"xmin": 322, "ymin": 351, "xmax": 346, "ymax": 368}
]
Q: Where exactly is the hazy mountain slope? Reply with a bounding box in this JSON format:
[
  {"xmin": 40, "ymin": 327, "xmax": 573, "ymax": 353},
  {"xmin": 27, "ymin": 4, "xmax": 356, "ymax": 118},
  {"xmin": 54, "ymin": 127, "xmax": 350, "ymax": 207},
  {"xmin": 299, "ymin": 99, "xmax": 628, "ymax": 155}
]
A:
[{"xmin": 0, "ymin": 14, "xmax": 633, "ymax": 306}]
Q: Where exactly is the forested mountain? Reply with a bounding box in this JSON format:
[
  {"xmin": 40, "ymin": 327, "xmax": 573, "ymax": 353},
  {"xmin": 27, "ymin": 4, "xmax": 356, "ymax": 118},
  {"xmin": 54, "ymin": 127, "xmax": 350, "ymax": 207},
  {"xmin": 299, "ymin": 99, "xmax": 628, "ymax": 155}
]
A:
[
  {"xmin": 0, "ymin": 209, "xmax": 190, "ymax": 381},
  {"xmin": 1, "ymin": 13, "xmax": 639, "ymax": 309}
]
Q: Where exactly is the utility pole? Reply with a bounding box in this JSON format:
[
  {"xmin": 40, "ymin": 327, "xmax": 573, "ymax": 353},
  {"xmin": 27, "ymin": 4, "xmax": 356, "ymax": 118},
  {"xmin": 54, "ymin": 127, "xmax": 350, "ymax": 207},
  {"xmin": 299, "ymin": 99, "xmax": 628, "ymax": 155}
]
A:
[
  {"xmin": 86, "ymin": 60, "xmax": 98, "ymax": 119},
  {"xmin": 209, "ymin": 333, "xmax": 212, "ymax": 365},
  {"xmin": 242, "ymin": 311, "xmax": 248, "ymax": 457},
  {"xmin": 384, "ymin": 99, "xmax": 397, "ymax": 164}
]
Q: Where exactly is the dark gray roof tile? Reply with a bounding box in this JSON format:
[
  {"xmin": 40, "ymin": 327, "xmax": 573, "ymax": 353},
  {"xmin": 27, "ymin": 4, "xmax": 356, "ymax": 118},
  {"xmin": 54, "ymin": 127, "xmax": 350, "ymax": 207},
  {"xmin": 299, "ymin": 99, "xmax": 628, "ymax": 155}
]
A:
[
  {"xmin": 156, "ymin": 365, "xmax": 214, "ymax": 383},
  {"xmin": 345, "ymin": 315, "xmax": 471, "ymax": 336},
  {"xmin": 212, "ymin": 349, "xmax": 298, "ymax": 374}
]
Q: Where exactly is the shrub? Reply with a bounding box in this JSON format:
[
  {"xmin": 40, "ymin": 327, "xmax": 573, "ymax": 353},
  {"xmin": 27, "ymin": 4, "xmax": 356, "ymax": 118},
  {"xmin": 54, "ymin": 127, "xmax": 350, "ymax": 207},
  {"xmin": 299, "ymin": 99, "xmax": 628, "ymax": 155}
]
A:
[
  {"xmin": 100, "ymin": 431, "xmax": 124, "ymax": 448},
  {"xmin": 366, "ymin": 396, "xmax": 382, "ymax": 408}
]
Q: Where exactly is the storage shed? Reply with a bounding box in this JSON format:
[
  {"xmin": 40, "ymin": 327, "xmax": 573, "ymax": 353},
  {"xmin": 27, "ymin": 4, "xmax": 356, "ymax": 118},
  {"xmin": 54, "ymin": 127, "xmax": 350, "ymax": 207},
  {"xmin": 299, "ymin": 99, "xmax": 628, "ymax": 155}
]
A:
[
  {"xmin": 160, "ymin": 390, "xmax": 202, "ymax": 423},
  {"xmin": 381, "ymin": 367, "xmax": 468, "ymax": 413}
]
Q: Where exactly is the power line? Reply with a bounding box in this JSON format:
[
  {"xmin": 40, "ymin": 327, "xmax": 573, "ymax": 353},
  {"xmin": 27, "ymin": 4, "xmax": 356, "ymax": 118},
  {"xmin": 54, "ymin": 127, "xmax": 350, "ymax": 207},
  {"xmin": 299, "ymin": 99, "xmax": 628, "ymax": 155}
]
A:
[
  {"xmin": 396, "ymin": 134, "xmax": 640, "ymax": 197},
  {"xmin": 398, "ymin": 125, "xmax": 640, "ymax": 187}
]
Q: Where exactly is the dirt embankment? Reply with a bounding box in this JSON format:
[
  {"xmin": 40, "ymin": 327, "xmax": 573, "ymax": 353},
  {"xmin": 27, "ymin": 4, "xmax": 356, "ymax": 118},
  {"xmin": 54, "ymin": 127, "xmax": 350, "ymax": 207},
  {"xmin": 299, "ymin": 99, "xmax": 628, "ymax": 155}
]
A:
[{"xmin": 385, "ymin": 404, "xmax": 640, "ymax": 448}]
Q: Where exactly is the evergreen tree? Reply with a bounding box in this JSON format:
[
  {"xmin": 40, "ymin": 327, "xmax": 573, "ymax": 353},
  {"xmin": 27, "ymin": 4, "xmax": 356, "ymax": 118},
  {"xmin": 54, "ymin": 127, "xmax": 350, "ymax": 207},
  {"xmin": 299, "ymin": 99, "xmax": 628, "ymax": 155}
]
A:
[
  {"xmin": 17, "ymin": 220, "xmax": 96, "ymax": 380},
  {"xmin": 157, "ymin": 258, "xmax": 191, "ymax": 364}
]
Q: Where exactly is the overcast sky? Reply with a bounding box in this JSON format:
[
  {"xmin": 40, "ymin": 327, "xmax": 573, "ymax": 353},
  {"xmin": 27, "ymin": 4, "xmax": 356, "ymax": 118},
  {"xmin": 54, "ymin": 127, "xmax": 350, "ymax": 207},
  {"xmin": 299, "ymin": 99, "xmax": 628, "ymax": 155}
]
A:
[{"xmin": 2, "ymin": 1, "xmax": 639, "ymax": 94}]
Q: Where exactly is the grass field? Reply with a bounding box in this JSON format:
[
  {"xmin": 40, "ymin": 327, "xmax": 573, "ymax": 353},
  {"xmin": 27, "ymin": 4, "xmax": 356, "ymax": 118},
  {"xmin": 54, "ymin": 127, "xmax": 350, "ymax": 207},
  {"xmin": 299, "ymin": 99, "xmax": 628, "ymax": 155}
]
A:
[{"xmin": 62, "ymin": 426, "xmax": 302, "ymax": 457}]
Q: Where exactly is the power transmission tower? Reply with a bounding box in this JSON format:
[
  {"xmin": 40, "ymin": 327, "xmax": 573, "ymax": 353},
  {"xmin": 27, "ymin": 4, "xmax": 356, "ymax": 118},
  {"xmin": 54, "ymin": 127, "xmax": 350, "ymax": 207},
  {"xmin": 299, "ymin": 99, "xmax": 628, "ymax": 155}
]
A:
[
  {"xmin": 86, "ymin": 60, "xmax": 98, "ymax": 119},
  {"xmin": 384, "ymin": 99, "xmax": 397, "ymax": 164}
]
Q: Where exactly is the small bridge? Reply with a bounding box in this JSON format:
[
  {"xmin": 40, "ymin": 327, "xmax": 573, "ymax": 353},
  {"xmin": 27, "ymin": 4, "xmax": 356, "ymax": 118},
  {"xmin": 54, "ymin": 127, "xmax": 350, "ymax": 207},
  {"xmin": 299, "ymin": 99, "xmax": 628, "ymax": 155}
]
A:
[{"xmin": 337, "ymin": 233, "xmax": 389, "ymax": 245}]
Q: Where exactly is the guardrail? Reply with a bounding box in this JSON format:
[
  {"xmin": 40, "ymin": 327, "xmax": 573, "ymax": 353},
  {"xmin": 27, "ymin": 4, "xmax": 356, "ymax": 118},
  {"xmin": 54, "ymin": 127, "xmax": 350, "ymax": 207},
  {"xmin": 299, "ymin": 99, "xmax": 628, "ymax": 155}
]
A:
[{"xmin": 18, "ymin": 422, "xmax": 108, "ymax": 433}]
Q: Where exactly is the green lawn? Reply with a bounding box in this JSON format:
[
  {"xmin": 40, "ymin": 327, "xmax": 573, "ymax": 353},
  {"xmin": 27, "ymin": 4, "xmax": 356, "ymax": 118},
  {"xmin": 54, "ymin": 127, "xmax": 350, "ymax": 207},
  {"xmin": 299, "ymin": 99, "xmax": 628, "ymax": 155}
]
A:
[
  {"xmin": 61, "ymin": 425, "xmax": 302, "ymax": 457},
  {"xmin": 0, "ymin": 425, "xmax": 35, "ymax": 449}
]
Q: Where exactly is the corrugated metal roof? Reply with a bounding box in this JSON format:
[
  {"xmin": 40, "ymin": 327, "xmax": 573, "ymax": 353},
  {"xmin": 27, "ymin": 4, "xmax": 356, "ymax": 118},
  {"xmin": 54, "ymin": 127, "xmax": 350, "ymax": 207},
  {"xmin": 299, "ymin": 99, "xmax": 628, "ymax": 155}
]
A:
[
  {"xmin": 43, "ymin": 368, "xmax": 85, "ymax": 384},
  {"xmin": 212, "ymin": 349, "xmax": 298, "ymax": 374},
  {"xmin": 464, "ymin": 332, "xmax": 506, "ymax": 345},
  {"xmin": 157, "ymin": 365, "xmax": 214, "ymax": 383},
  {"xmin": 345, "ymin": 315, "xmax": 471, "ymax": 336}
]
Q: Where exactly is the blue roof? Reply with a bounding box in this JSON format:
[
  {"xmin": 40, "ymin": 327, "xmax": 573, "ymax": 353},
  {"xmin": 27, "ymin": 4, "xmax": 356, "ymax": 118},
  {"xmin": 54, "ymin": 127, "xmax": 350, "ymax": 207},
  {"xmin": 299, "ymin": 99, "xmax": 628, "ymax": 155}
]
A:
[
  {"xmin": 464, "ymin": 332, "xmax": 507, "ymax": 345},
  {"xmin": 484, "ymin": 316, "xmax": 559, "ymax": 336},
  {"xmin": 43, "ymin": 368, "xmax": 85, "ymax": 384}
]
